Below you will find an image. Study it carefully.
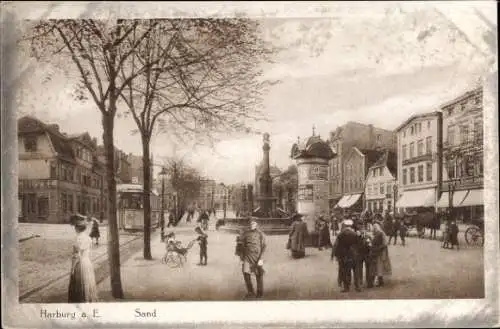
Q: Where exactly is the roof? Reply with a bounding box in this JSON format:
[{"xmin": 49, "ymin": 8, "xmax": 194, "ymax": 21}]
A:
[
  {"xmin": 291, "ymin": 134, "xmax": 336, "ymax": 160},
  {"xmin": 330, "ymin": 121, "xmax": 393, "ymax": 141},
  {"xmin": 18, "ymin": 116, "xmax": 75, "ymax": 162},
  {"xmin": 439, "ymin": 87, "xmax": 482, "ymax": 110},
  {"xmin": 394, "ymin": 111, "xmax": 441, "ymax": 133},
  {"xmin": 369, "ymin": 150, "xmax": 397, "ymax": 177}
]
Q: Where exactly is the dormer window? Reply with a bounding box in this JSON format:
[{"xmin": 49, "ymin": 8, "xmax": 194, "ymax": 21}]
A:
[{"xmin": 24, "ymin": 136, "xmax": 38, "ymax": 152}]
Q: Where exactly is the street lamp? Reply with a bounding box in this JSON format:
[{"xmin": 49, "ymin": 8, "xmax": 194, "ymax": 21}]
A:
[{"xmin": 159, "ymin": 166, "xmax": 167, "ymax": 241}]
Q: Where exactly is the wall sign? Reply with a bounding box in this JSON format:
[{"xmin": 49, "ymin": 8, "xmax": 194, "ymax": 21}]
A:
[{"xmin": 308, "ymin": 165, "xmax": 328, "ymax": 180}]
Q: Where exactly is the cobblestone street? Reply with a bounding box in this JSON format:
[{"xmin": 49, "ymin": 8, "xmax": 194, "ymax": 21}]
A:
[{"xmin": 96, "ymin": 224, "xmax": 484, "ymax": 302}]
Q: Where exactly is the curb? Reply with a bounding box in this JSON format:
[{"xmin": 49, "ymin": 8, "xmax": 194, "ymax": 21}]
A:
[{"xmin": 19, "ymin": 233, "xmax": 151, "ymax": 302}]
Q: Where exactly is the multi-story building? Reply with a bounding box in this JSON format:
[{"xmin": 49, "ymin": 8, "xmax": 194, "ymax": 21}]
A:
[
  {"xmin": 96, "ymin": 146, "xmax": 132, "ymax": 184},
  {"xmin": 395, "ymin": 111, "xmax": 443, "ymax": 214},
  {"xmin": 128, "ymin": 154, "xmax": 154, "ymax": 190},
  {"xmin": 196, "ymin": 178, "xmax": 216, "ymax": 210},
  {"xmin": 335, "ymin": 147, "xmax": 385, "ymax": 213},
  {"xmin": 328, "ymin": 122, "xmax": 396, "ymax": 213},
  {"xmin": 437, "ymin": 87, "xmax": 484, "ymax": 222},
  {"xmin": 365, "ymin": 150, "xmax": 398, "ymax": 214},
  {"xmin": 18, "ymin": 116, "xmax": 105, "ymax": 223}
]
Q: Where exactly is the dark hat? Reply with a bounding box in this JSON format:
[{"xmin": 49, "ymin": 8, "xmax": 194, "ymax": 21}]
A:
[{"xmin": 70, "ymin": 214, "xmax": 88, "ymax": 228}]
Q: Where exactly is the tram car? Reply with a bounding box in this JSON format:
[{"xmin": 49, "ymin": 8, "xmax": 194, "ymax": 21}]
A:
[{"xmin": 117, "ymin": 184, "xmax": 161, "ymax": 232}]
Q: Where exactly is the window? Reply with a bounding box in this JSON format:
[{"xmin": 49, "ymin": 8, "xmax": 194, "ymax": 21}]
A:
[
  {"xmin": 418, "ymin": 165, "xmax": 424, "ymax": 182},
  {"xmin": 379, "ymin": 167, "xmax": 383, "ymax": 176},
  {"xmin": 426, "ymin": 163, "xmax": 433, "ymax": 181},
  {"xmin": 24, "ymin": 136, "xmax": 38, "ymax": 152},
  {"xmin": 380, "ymin": 183, "xmax": 384, "ymax": 194},
  {"xmin": 410, "ymin": 126, "xmax": 414, "ymax": 135},
  {"xmin": 387, "ymin": 200, "xmax": 392, "ymax": 212},
  {"xmin": 427, "ymin": 121, "xmax": 431, "ymax": 129},
  {"xmin": 50, "ymin": 162, "xmax": 57, "ymax": 179},
  {"xmin": 409, "ymin": 142, "xmax": 415, "ymax": 158},
  {"xmin": 38, "ymin": 197, "xmax": 49, "ymax": 217},
  {"xmin": 68, "ymin": 194, "xmax": 73, "ymax": 212},
  {"xmin": 460, "ymin": 125, "xmax": 469, "ymax": 144},
  {"xmin": 426, "ymin": 137, "xmax": 432, "ymax": 154},
  {"xmin": 379, "ymin": 201, "xmax": 383, "ymax": 211},
  {"xmin": 26, "ymin": 194, "xmax": 37, "ymax": 214},
  {"xmin": 474, "ymin": 121, "xmax": 482, "ymax": 143},
  {"xmin": 402, "ymin": 169, "xmax": 407, "ymax": 185},
  {"xmin": 377, "ymin": 134, "xmax": 382, "ymax": 142},
  {"xmin": 448, "ymin": 127, "xmax": 455, "ymax": 145},
  {"xmin": 403, "ymin": 131, "xmax": 406, "ymax": 138},
  {"xmin": 417, "ymin": 140, "xmax": 424, "ymax": 156},
  {"xmin": 410, "ymin": 167, "xmax": 415, "ymax": 184},
  {"xmin": 402, "ymin": 145, "xmax": 407, "ymax": 160},
  {"xmin": 368, "ymin": 184, "xmax": 372, "ymax": 195},
  {"xmin": 418, "ymin": 123, "xmax": 422, "ymax": 133}
]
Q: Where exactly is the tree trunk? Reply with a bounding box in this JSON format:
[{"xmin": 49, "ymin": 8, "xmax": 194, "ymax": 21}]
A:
[
  {"xmin": 102, "ymin": 111, "xmax": 124, "ymax": 299},
  {"xmin": 142, "ymin": 136, "xmax": 153, "ymax": 260}
]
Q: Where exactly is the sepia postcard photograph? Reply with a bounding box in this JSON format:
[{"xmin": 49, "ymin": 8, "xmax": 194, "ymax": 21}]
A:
[{"xmin": 1, "ymin": 1, "xmax": 499, "ymax": 328}]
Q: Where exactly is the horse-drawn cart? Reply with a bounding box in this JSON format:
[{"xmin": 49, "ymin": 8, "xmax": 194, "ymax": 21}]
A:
[{"xmin": 464, "ymin": 218, "xmax": 484, "ymax": 247}]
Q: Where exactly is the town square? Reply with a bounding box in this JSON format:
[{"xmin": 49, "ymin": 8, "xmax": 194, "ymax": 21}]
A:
[{"xmin": 5, "ymin": 2, "xmax": 495, "ymax": 310}]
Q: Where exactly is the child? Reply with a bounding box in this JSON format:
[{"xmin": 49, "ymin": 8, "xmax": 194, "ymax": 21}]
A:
[{"xmin": 195, "ymin": 227, "xmax": 208, "ymax": 266}]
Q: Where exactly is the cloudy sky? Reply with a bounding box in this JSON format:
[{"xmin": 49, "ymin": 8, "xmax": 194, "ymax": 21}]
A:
[{"xmin": 12, "ymin": 2, "xmax": 496, "ymax": 185}]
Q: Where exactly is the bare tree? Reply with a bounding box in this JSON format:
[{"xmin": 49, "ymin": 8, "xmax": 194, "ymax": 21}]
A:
[
  {"xmin": 24, "ymin": 19, "xmax": 161, "ymax": 298},
  {"xmin": 117, "ymin": 19, "xmax": 277, "ymax": 258}
]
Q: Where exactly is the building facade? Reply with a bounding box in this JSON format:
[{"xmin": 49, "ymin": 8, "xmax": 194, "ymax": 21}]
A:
[
  {"xmin": 395, "ymin": 111, "xmax": 443, "ymax": 214},
  {"xmin": 365, "ymin": 150, "xmax": 398, "ymax": 214},
  {"xmin": 328, "ymin": 122, "xmax": 396, "ymax": 213},
  {"xmin": 196, "ymin": 179, "xmax": 216, "ymax": 210},
  {"xmin": 437, "ymin": 87, "xmax": 484, "ymax": 222},
  {"xmin": 128, "ymin": 154, "xmax": 154, "ymax": 189},
  {"xmin": 335, "ymin": 147, "xmax": 385, "ymax": 213},
  {"xmin": 18, "ymin": 116, "xmax": 105, "ymax": 223}
]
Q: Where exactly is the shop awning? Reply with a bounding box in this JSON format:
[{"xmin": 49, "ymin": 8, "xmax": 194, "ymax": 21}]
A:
[
  {"xmin": 335, "ymin": 195, "xmax": 352, "ymax": 208},
  {"xmin": 343, "ymin": 194, "xmax": 362, "ymax": 208},
  {"xmin": 436, "ymin": 190, "xmax": 469, "ymax": 208},
  {"xmin": 396, "ymin": 188, "xmax": 436, "ymax": 208},
  {"xmin": 459, "ymin": 189, "xmax": 484, "ymax": 207}
]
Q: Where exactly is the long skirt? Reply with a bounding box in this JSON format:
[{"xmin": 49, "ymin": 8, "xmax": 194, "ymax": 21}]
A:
[
  {"xmin": 374, "ymin": 248, "xmax": 392, "ymax": 277},
  {"xmin": 68, "ymin": 258, "xmax": 99, "ymax": 303},
  {"xmin": 291, "ymin": 250, "xmax": 305, "ymax": 259}
]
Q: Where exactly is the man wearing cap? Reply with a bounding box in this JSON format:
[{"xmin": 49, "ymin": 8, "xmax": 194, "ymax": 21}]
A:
[
  {"xmin": 288, "ymin": 213, "xmax": 308, "ymax": 259},
  {"xmin": 332, "ymin": 219, "xmax": 362, "ymax": 292},
  {"xmin": 237, "ymin": 219, "xmax": 266, "ymax": 298}
]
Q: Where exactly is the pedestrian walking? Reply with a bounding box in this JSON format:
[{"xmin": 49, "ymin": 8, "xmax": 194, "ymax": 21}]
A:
[
  {"xmin": 388, "ymin": 217, "xmax": 400, "ymax": 245},
  {"xmin": 332, "ymin": 219, "xmax": 362, "ymax": 292},
  {"xmin": 88, "ymin": 216, "xmax": 100, "ymax": 246},
  {"xmin": 195, "ymin": 226, "xmax": 208, "ymax": 266},
  {"xmin": 442, "ymin": 221, "xmax": 451, "ymax": 249},
  {"xmin": 167, "ymin": 210, "xmax": 176, "ymax": 228},
  {"xmin": 288, "ymin": 213, "xmax": 308, "ymax": 259},
  {"xmin": 370, "ymin": 223, "xmax": 392, "ymax": 287},
  {"xmin": 357, "ymin": 231, "xmax": 374, "ymax": 288},
  {"xmin": 449, "ymin": 220, "xmax": 460, "ymax": 250},
  {"xmin": 316, "ymin": 215, "xmax": 331, "ymax": 250},
  {"xmin": 68, "ymin": 214, "xmax": 99, "ymax": 303},
  {"xmin": 399, "ymin": 221, "xmax": 408, "ymax": 246},
  {"xmin": 330, "ymin": 214, "xmax": 340, "ymax": 237},
  {"xmin": 236, "ymin": 219, "xmax": 266, "ymax": 299}
]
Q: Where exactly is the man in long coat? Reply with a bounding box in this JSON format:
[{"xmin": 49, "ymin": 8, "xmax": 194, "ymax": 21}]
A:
[
  {"xmin": 332, "ymin": 219, "xmax": 362, "ymax": 292},
  {"xmin": 288, "ymin": 213, "xmax": 308, "ymax": 259},
  {"xmin": 237, "ymin": 219, "xmax": 267, "ymax": 298}
]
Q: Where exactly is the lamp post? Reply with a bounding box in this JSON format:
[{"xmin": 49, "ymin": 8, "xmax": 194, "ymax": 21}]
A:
[
  {"xmin": 159, "ymin": 166, "xmax": 167, "ymax": 241},
  {"xmin": 446, "ymin": 153, "xmax": 457, "ymax": 223},
  {"xmin": 393, "ymin": 183, "xmax": 398, "ymax": 215}
]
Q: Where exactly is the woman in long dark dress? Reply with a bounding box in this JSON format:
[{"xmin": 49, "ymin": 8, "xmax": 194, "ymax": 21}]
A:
[
  {"xmin": 288, "ymin": 213, "xmax": 308, "ymax": 259},
  {"xmin": 68, "ymin": 215, "xmax": 99, "ymax": 303}
]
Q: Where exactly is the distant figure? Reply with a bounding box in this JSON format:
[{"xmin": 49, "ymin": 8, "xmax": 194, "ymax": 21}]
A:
[
  {"xmin": 199, "ymin": 210, "xmax": 209, "ymax": 231},
  {"xmin": 195, "ymin": 226, "xmax": 208, "ymax": 266},
  {"xmin": 449, "ymin": 220, "xmax": 460, "ymax": 250},
  {"xmin": 68, "ymin": 214, "xmax": 99, "ymax": 303},
  {"xmin": 442, "ymin": 221, "xmax": 451, "ymax": 249},
  {"xmin": 288, "ymin": 213, "xmax": 308, "ymax": 259},
  {"xmin": 236, "ymin": 220, "xmax": 266, "ymax": 299},
  {"xmin": 399, "ymin": 221, "xmax": 408, "ymax": 246},
  {"xmin": 388, "ymin": 217, "xmax": 401, "ymax": 245},
  {"xmin": 316, "ymin": 215, "xmax": 331, "ymax": 250},
  {"xmin": 167, "ymin": 210, "xmax": 176, "ymax": 228},
  {"xmin": 89, "ymin": 217, "xmax": 100, "ymax": 246}
]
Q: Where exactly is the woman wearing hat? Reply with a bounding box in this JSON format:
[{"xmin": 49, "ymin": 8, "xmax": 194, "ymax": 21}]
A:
[
  {"xmin": 68, "ymin": 214, "xmax": 99, "ymax": 303},
  {"xmin": 370, "ymin": 223, "xmax": 392, "ymax": 287},
  {"xmin": 288, "ymin": 213, "xmax": 308, "ymax": 259}
]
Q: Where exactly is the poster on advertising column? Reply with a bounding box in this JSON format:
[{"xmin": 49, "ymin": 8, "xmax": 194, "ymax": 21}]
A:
[
  {"xmin": 298, "ymin": 184, "xmax": 314, "ymax": 201},
  {"xmin": 308, "ymin": 165, "xmax": 328, "ymax": 181}
]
